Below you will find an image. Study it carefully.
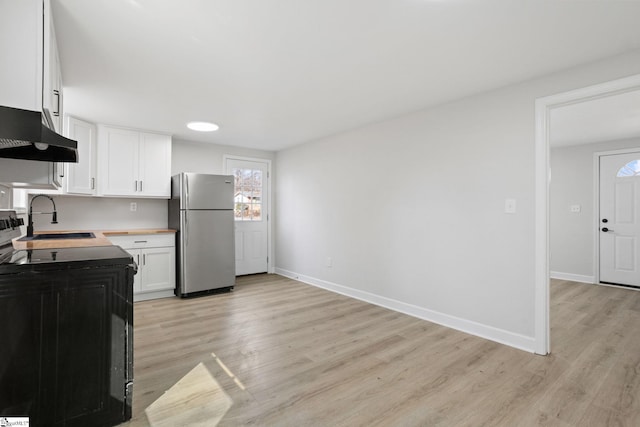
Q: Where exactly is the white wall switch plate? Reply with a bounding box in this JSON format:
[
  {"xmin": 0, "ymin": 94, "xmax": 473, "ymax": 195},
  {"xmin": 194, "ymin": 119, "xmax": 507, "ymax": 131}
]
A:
[{"xmin": 505, "ymin": 198, "xmax": 517, "ymax": 214}]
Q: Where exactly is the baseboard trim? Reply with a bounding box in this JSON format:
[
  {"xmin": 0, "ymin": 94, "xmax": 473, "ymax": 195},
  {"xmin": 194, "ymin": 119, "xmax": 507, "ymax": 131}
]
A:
[
  {"xmin": 274, "ymin": 268, "xmax": 536, "ymax": 353},
  {"xmin": 550, "ymin": 271, "xmax": 595, "ymax": 284},
  {"xmin": 134, "ymin": 289, "xmax": 175, "ymax": 302}
]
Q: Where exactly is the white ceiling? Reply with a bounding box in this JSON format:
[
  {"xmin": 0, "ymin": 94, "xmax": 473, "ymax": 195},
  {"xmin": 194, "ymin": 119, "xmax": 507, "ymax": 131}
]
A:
[
  {"xmin": 52, "ymin": 0, "xmax": 640, "ymax": 151},
  {"xmin": 550, "ymin": 89, "xmax": 640, "ymax": 147}
]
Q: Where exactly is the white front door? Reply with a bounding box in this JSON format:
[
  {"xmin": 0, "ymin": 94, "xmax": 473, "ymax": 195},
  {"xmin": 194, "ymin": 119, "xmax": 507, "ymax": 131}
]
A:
[
  {"xmin": 599, "ymin": 151, "xmax": 640, "ymax": 287},
  {"xmin": 226, "ymin": 158, "xmax": 269, "ymax": 275}
]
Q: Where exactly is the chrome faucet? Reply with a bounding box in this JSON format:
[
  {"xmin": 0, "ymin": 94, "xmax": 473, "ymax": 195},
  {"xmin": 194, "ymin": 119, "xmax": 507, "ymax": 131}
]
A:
[{"xmin": 27, "ymin": 194, "xmax": 58, "ymax": 237}]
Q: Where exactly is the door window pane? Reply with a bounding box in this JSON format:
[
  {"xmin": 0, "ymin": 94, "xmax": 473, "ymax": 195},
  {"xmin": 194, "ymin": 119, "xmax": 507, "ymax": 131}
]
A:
[
  {"xmin": 617, "ymin": 160, "xmax": 640, "ymax": 177},
  {"xmin": 233, "ymin": 168, "xmax": 262, "ymax": 221}
]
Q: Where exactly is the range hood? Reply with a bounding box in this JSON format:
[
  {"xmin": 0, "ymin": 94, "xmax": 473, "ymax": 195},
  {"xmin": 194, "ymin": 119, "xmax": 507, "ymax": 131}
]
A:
[{"xmin": 0, "ymin": 105, "xmax": 78, "ymax": 162}]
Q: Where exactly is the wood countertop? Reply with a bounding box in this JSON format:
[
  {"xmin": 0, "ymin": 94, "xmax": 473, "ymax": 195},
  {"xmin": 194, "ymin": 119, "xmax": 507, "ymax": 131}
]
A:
[{"xmin": 12, "ymin": 229, "xmax": 176, "ymax": 250}]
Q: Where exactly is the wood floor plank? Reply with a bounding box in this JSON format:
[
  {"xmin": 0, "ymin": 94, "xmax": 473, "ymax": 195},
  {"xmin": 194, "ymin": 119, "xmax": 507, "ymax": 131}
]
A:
[{"xmin": 118, "ymin": 276, "xmax": 640, "ymax": 426}]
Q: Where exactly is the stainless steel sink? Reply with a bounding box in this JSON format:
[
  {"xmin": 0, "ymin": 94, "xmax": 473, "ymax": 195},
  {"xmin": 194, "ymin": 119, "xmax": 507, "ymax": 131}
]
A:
[{"xmin": 18, "ymin": 232, "xmax": 96, "ymax": 241}]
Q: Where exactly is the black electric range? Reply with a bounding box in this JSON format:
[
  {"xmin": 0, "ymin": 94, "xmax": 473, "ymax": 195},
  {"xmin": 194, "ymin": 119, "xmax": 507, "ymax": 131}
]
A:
[{"xmin": 0, "ymin": 209, "xmax": 136, "ymax": 427}]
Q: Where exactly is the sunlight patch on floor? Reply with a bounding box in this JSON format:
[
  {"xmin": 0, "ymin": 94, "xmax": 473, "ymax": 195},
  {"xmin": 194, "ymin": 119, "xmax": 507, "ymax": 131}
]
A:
[
  {"xmin": 145, "ymin": 362, "xmax": 232, "ymax": 427},
  {"xmin": 212, "ymin": 351, "xmax": 246, "ymax": 391}
]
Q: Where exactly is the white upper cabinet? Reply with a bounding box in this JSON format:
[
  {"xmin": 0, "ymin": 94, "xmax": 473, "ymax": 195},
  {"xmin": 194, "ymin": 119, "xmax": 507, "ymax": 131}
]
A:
[
  {"xmin": 0, "ymin": 0, "xmax": 43, "ymax": 111},
  {"xmin": 64, "ymin": 116, "xmax": 97, "ymax": 195},
  {"xmin": 98, "ymin": 125, "xmax": 172, "ymax": 198},
  {"xmin": 43, "ymin": 0, "xmax": 63, "ymax": 133},
  {"xmin": 0, "ymin": 0, "xmax": 66, "ymax": 190},
  {"xmin": 0, "ymin": 0, "xmax": 62, "ymax": 127},
  {"xmin": 139, "ymin": 132, "xmax": 173, "ymax": 197},
  {"xmin": 99, "ymin": 126, "xmax": 139, "ymax": 196}
]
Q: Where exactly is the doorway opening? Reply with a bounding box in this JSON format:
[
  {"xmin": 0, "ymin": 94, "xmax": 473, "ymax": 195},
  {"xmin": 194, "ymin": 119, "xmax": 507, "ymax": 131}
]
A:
[{"xmin": 535, "ymin": 74, "xmax": 640, "ymax": 355}]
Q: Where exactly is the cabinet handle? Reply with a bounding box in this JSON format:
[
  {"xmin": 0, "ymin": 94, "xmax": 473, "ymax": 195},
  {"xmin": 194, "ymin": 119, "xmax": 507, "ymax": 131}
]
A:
[
  {"xmin": 134, "ymin": 180, "xmax": 138, "ymax": 192},
  {"xmin": 140, "ymin": 181, "xmax": 143, "ymax": 192},
  {"xmin": 143, "ymin": 254, "xmax": 146, "ymax": 265},
  {"xmin": 136, "ymin": 254, "xmax": 140, "ymax": 265},
  {"xmin": 134, "ymin": 240, "xmax": 147, "ymax": 244},
  {"xmin": 53, "ymin": 90, "xmax": 60, "ymax": 116},
  {"xmin": 91, "ymin": 177, "xmax": 95, "ymax": 190}
]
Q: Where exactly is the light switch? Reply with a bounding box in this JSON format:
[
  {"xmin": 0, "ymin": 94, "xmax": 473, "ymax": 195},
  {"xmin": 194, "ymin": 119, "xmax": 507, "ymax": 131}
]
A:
[
  {"xmin": 505, "ymin": 198, "xmax": 517, "ymax": 214},
  {"xmin": 570, "ymin": 204, "xmax": 581, "ymax": 213}
]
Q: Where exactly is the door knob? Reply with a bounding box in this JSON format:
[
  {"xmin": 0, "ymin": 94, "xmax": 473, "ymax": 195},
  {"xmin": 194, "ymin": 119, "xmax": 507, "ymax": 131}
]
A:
[
  {"xmin": 602, "ymin": 227, "xmax": 613, "ymax": 232},
  {"xmin": 602, "ymin": 218, "xmax": 608, "ymax": 223}
]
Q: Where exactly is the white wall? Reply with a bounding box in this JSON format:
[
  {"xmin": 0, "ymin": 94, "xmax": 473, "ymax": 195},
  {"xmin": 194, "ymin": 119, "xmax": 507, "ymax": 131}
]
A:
[
  {"xmin": 172, "ymin": 139, "xmax": 275, "ymax": 175},
  {"xmin": 550, "ymin": 138, "xmax": 640, "ymax": 282},
  {"xmin": 274, "ymin": 50, "xmax": 640, "ymax": 352},
  {"xmin": 29, "ymin": 196, "xmax": 167, "ymax": 231}
]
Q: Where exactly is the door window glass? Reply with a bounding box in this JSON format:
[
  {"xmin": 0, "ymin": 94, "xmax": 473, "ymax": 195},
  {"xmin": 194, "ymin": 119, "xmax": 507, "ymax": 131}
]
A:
[
  {"xmin": 617, "ymin": 160, "xmax": 640, "ymax": 177},
  {"xmin": 232, "ymin": 168, "xmax": 262, "ymax": 221}
]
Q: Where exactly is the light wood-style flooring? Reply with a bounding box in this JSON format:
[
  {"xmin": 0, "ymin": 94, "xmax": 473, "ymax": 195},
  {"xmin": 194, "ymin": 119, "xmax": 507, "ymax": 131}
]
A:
[{"xmin": 120, "ymin": 275, "xmax": 640, "ymax": 426}]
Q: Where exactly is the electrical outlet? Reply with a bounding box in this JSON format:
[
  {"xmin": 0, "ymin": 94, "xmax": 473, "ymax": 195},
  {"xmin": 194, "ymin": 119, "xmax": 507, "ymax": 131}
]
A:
[
  {"xmin": 326, "ymin": 257, "xmax": 333, "ymax": 268},
  {"xmin": 504, "ymin": 198, "xmax": 517, "ymax": 214},
  {"xmin": 570, "ymin": 204, "xmax": 581, "ymax": 213},
  {"xmin": 130, "ymin": 202, "xmax": 137, "ymax": 212}
]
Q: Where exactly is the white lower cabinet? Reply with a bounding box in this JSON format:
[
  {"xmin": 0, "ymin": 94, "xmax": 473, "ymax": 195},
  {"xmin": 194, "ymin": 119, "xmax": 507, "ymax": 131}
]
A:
[{"xmin": 108, "ymin": 233, "xmax": 176, "ymax": 302}]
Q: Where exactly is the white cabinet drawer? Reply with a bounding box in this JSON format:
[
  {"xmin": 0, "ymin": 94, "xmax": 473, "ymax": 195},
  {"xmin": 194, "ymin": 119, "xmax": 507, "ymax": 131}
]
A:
[{"xmin": 108, "ymin": 233, "xmax": 175, "ymax": 249}]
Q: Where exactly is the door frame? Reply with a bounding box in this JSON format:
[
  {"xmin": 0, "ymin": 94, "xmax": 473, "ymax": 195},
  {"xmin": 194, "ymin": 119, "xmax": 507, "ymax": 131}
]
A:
[
  {"xmin": 222, "ymin": 154, "xmax": 274, "ymax": 274},
  {"xmin": 594, "ymin": 148, "xmax": 640, "ymax": 286},
  {"xmin": 535, "ymin": 73, "xmax": 640, "ymax": 355}
]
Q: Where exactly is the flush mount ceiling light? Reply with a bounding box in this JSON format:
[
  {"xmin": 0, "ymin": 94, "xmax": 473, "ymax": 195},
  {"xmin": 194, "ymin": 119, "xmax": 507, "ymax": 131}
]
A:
[{"xmin": 187, "ymin": 121, "xmax": 219, "ymax": 132}]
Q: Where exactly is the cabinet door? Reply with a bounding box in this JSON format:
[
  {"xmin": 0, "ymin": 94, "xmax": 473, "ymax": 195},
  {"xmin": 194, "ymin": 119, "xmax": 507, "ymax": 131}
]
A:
[
  {"xmin": 46, "ymin": 38, "xmax": 62, "ymax": 133},
  {"xmin": 120, "ymin": 248, "xmax": 142, "ymax": 294},
  {"xmin": 99, "ymin": 126, "xmax": 139, "ymax": 196},
  {"xmin": 43, "ymin": 0, "xmax": 62, "ymax": 133},
  {"xmin": 138, "ymin": 133, "xmax": 172, "ymax": 197},
  {"xmin": 140, "ymin": 246, "xmax": 175, "ymax": 293},
  {"xmin": 0, "ymin": 267, "xmax": 133, "ymax": 426},
  {"xmin": 53, "ymin": 266, "xmax": 133, "ymax": 427},
  {"xmin": 54, "ymin": 281, "xmax": 108, "ymax": 424},
  {"xmin": 0, "ymin": 0, "xmax": 43, "ymax": 111},
  {"xmin": 0, "ymin": 291, "xmax": 50, "ymax": 420},
  {"xmin": 65, "ymin": 117, "xmax": 97, "ymax": 195}
]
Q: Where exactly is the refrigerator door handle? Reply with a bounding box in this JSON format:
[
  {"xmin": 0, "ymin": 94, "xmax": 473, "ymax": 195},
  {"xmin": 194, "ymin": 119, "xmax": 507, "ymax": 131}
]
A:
[
  {"xmin": 185, "ymin": 174, "xmax": 190, "ymax": 210},
  {"xmin": 184, "ymin": 211, "xmax": 188, "ymax": 246}
]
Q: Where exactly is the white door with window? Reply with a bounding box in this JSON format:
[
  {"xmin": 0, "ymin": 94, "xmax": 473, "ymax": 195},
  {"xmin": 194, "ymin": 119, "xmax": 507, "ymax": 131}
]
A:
[
  {"xmin": 600, "ymin": 151, "xmax": 640, "ymax": 287},
  {"xmin": 226, "ymin": 158, "xmax": 269, "ymax": 275}
]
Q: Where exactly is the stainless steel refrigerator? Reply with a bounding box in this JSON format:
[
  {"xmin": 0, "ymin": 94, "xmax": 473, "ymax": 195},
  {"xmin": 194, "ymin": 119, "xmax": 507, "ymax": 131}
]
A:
[{"xmin": 169, "ymin": 173, "xmax": 236, "ymax": 297}]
